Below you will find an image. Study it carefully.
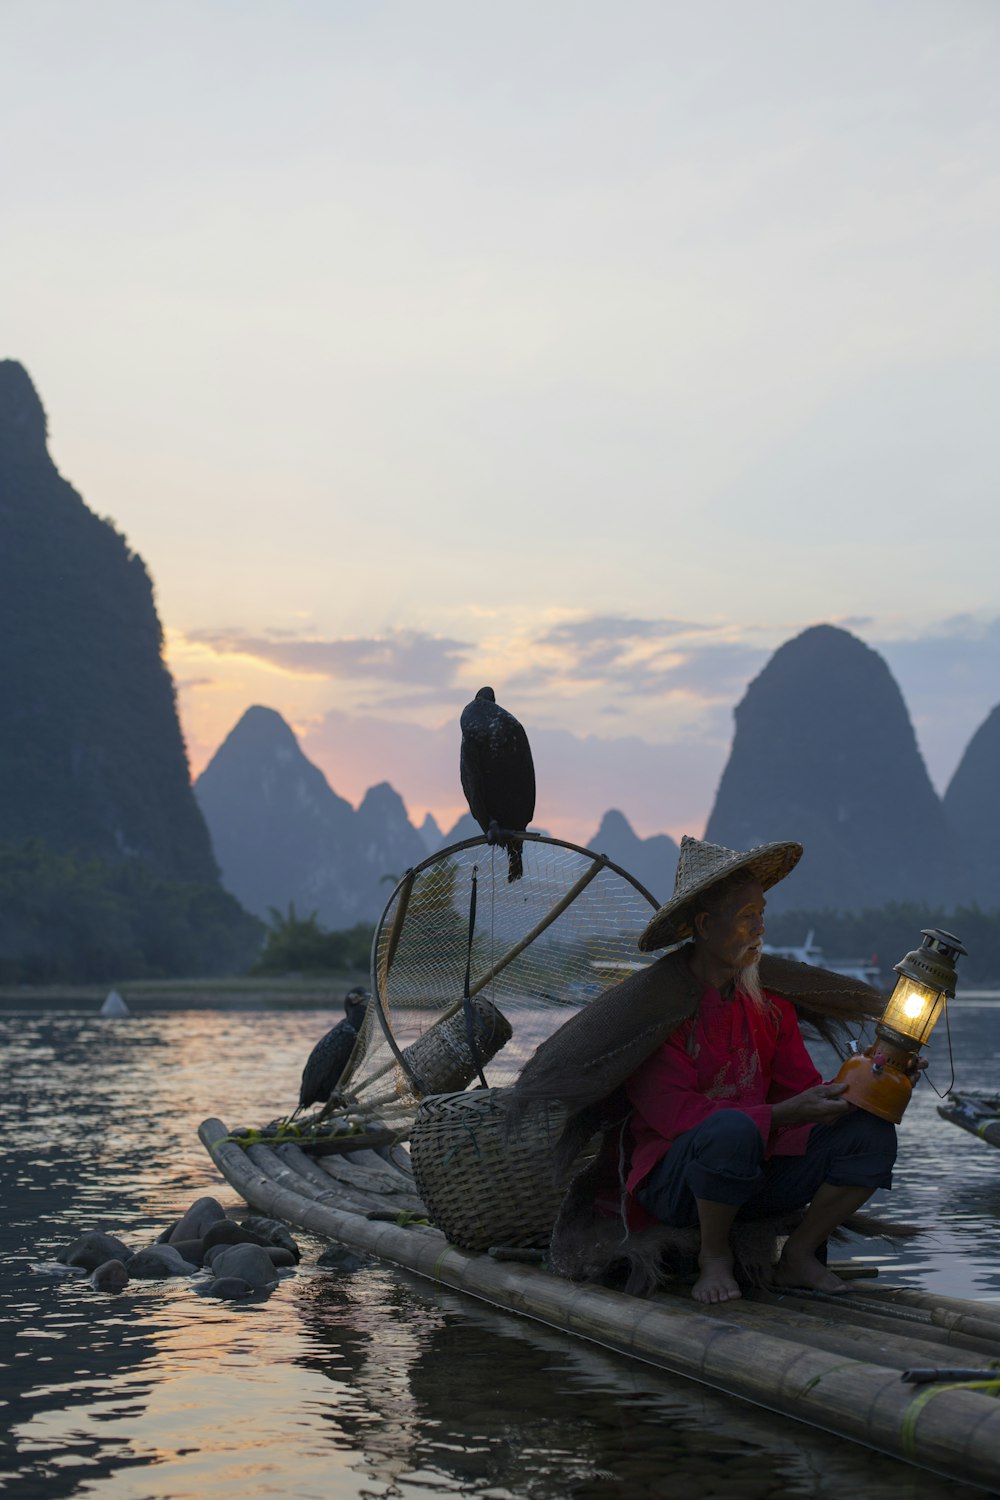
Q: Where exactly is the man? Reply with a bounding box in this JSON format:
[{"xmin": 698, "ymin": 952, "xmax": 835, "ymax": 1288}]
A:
[
  {"xmin": 510, "ymin": 836, "xmax": 898, "ymax": 1303},
  {"xmin": 626, "ymin": 846, "xmax": 896, "ymax": 1304}
]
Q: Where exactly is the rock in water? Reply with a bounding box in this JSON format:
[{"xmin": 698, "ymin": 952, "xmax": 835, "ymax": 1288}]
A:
[
  {"xmin": 201, "ymin": 1220, "xmax": 269, "ymax": 1252},
  {"xmin": 59, "ymin": 1232, "xmax": 133, "ymax": 1270},
  {"xmin": 127, "ymin": 1245, "xmax": 199, "ymax": 1278},
  {"xmin": 317, "ymin": 1244, "xmax": 372, "ymax": 1272},
  {"xmin": 89, "ymin": 1259, "xmax": 130, "ymax": 1292},
  {"xmin": 168, "ymin": 1196, "xmax": 227, "ymax": 1244},
  {"xmin": 208, "ymin": 1243, "xmax": 280, "ymax": 1289},
  {"xmin": 705, "ymin": 624, "xmax": 963, "ymax": 912},
  {"xmin": 200, "ymin": 1276, "xmax": 257, "ymax": 1300},
  {"xmin": 100, "ymin": 990, "xmax": 129, "ymax": 1017},
  {"xmin": 241, "ymin": 1217, "xmax": 301, "ymax": 1260}
]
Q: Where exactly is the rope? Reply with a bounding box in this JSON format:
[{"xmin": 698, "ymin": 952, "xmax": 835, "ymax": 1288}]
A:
[{"xmin": 901, "ymin": 1376, "xmax": 1000, "ymax": 1457}]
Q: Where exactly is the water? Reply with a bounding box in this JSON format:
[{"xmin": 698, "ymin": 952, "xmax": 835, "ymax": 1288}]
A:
[{"xmin": 2, "ymin": 997, "xmax": 999, "ymax": 1499}]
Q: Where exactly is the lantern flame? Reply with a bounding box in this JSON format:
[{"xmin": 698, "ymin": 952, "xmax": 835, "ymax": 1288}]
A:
[{"xmin": 903, "ymin": 990, "xmax": 926, "ymax": 1019}]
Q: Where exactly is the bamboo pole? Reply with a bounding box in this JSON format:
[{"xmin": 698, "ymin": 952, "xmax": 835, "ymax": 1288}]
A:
[
  {"xmin": 707, "ymin": 1293, "xmax": 1000, "ymax": 1365},
  {"xmin": 857, "ymin": 1285, "xmax": 1000, "ymax": 1325},
  {"xmin": 930, "ymin": 1307, "xmax": 1000, "ymax": 1345},
  {"xmin": 200, "ymin": 1117, "xmax": 1000, "ymax": 1493},
  {"xmin": 749, "ymin": 1289, "xmax": 1000, "ymax": 1357},
  {"xmin": 355, "ymin": 854, "xmax": 610, "ymax": 1102}
]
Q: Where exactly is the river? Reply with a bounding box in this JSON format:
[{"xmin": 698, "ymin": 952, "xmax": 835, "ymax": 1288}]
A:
[{"xmin": 2, "ymin": 995, "xmax": 998, "ymax": 1499}]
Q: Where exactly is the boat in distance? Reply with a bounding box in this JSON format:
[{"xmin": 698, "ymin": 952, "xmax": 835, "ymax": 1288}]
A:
[{"xmin": 762, "ymin": 930, "xmax": 883, "ymax": 988}]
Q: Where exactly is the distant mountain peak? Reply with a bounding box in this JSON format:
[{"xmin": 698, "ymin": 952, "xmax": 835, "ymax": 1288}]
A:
[
  {"xmin": 0, "ymin": 359, "xmax": 48, "ymax": 456},
  {"xmin": 705, "ymin": 623, "xmax": 961, "ymax": 909},
  {"xmin": 222, "ymin": 705, "xmax": 303, "ymax": 754},
  {"xmin": 586, "ymin": 810, "xmax": 678, "ymax": 904},
  {"xmin": 195, "ymin": 713, "xmax": 427, "ymax": 927},
  {"xmin": 943, "ymin": 701, "xmax": 1000, "ymax": 902}
]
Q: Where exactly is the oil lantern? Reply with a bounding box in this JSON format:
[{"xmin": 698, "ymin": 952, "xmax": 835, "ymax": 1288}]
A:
[{"xmin": 834, "ymin": 928, "xmax": 966, "ymax": 1124}]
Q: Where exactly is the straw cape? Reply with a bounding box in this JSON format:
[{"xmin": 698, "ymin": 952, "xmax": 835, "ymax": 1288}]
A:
[
  {"xmin": 506, "ymin": 835, "xmax": 897, "ymax": 1292},
  {"xmin": 638, "ymin": 834, "xmax": 803, "ymax": 951}
]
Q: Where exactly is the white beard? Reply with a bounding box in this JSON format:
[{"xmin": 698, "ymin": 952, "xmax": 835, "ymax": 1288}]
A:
[{"xmin": 736, "ymin": 952, "xmax": 765, "ymax": 1010}]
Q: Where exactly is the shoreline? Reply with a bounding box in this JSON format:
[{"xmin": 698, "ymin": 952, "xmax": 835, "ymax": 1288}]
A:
[
  {"xmin": 1, "ymin": 978, "xmax": 998, "ymax": 1009},
  {"xmin": 0, "ymin": 972, "xmax": 370, "ymax": 1009}
]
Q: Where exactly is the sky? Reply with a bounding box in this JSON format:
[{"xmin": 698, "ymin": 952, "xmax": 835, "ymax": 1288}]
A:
[{"xmin": 4, "ymin": 1, "xmax": 1000, "ymax": 842}]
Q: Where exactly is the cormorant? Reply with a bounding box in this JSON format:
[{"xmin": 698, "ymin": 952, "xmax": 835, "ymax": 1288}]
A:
[
  {"xmin": 459, "ymin": 686, "xmax": 536, "ymax": 881},
  {"xmin": 296, "ymin": 988, "xmax": 369, "ymax": 1114}
]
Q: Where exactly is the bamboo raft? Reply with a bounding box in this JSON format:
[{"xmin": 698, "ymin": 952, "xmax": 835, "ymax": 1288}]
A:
[
  {"xmin": 199, "ymin": 1116, "xmax": 1000, "ymax": 1492},
  {"xmin": 938, "ymin": 1091, "xmax": 1000, "ymax": 1150}
]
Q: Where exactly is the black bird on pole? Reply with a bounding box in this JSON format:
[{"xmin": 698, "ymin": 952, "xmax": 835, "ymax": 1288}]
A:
[
  {"xmin": 293, "ymin": 988, "xmax": 369, "ymax": 1118},
  {"xmin": 460, "ymin": 687, "xmax": 536, "ymax": 881}
]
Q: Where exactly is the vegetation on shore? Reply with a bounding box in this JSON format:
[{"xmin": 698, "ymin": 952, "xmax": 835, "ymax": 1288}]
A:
[
  {"xmin": 0, "ymin": 839, "xmax": 263, "ymax": 983},
  {"xmin": 251, "ymin": 906, "xmax": 374, "ymax": 976}
]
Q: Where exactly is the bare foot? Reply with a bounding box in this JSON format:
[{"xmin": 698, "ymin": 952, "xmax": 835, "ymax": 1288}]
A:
[
  {"xmin": 772, "ymin": 1248, "xmax": 848, "ymax": 1294},
  {"xmin": 692, "ymin": 1253, "xmax": 742, "ymax": 1304}
]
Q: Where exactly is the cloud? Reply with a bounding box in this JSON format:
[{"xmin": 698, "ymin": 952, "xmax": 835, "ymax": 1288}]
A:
[
  {"xmin": 184, "ymin": 626, "xmax": 472, "ymax": 687},
  {"xmin": 499, "ymin": 615, "xmax": 772, "ymax": 724}
]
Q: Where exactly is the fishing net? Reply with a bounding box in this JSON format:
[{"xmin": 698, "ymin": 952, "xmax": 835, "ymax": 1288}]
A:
[{"xmin": 332, "ymin": 831, "xmax": 661, "ymax": 1135}]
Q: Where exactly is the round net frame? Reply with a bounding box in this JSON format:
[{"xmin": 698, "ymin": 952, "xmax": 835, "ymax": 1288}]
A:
[{"xmin": 334, "ymin": 831, "xmax": 661, "ymax": 1133}]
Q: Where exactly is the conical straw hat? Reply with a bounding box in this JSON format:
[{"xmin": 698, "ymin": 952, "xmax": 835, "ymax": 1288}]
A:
[{"xmin": 638, "ymin": 835, "xmax": 803, "ymax": 952}]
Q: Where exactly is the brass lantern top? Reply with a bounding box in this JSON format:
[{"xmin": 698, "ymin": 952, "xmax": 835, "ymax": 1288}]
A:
[{"xmin": 893, "ymin": 929, "xmax": 967, "ymax": 999}]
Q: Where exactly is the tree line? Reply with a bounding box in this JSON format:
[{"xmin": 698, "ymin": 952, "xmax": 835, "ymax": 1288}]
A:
[
  {"xmin": 0, "ymin": 839, "xmax": 262, "ymax": 983},
  {"xmin": 765, "ymin": 902, "xmax": 1000, "ymax": 987}
]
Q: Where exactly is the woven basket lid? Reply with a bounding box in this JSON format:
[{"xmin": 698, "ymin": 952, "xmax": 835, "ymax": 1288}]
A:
[{"xmin": 638, "ymin": 835, "xmax": 803, "ymax": 952}]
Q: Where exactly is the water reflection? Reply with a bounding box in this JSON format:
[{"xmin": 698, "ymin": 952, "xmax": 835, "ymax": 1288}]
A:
[{"xmin": 1, "ymin": 999, "xmax": 998, "ymax": 1498}]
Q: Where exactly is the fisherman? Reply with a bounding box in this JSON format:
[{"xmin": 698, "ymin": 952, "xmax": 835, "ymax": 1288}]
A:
[
  {"xmin": 510, "ymin": 837, "xmax": 901, "ymax": 1305},
  {"xmin": 625, "ymin": 837, "xmax": 898, "ymax": 1304}
]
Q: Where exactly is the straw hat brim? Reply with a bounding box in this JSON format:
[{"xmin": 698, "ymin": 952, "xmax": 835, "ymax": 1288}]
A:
[{"xmin": 638, "ymin": 840, "xmax": 803, "ymax": 952}]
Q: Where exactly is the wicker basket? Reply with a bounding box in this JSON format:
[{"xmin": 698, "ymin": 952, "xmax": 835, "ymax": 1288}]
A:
[
  {"xmin": 409, "ymin": 1088, "xmax": 568, "ymax": 1250},
  {"xmin": 400, "ymin": 1000, "xmax": 512, "ymax": 1096}
]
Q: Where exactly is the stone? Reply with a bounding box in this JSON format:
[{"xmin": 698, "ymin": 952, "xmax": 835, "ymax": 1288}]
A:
[
  {"xmin": 168, "ymin": 1197, "xmax": 227, "ymax": 1244},
  {"xmin": 264, "ymin": 1247, "xmax": 296, "ymax": 1268},
  {"xmin": 59, "ymin": 1232, "xmax": 133, "ymax": 1270},
  {"xmin": 201, "ymin": 1276, "xmax": 257, "ymax": 1300},
  {"xmin": 317, "ymin": 1244, "xmax": 372, "ymax": 1272},
  {"xmin": 241, "ymin": 1217, "xmax": 301, "ymax": 1260},
  {"xmin": 201, "ymin": 1220, "xmax": 267, "ymax": 1252},
  {"xmin": 89, "ymin": 1259, "xmax": 130, "ymax": 1291},
  {"xmin": 169, "ymin": 1238, "xmax": 206, "ymax": 1266},
  {"xmin": 127, "ymin": 1244, "xmax": 200, "ymax": 1278},
  {"xmin": 208, "ymin": 1243, "xmax": 279, "ymax": 1289}
]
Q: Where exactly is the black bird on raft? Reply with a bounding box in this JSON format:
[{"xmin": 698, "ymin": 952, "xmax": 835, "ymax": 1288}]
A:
[
  {"xmin": 460, "ymin": 686, "xmax": 536, "ymax": 882},
  {"xmin": 294, "ymin": 988, "xmax": 369, "ymax": 1117}
]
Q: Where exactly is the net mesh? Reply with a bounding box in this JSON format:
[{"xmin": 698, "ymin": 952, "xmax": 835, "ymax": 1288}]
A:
[{"xmin": 335, "ymin": 832, "xmax": 660, "ymax": 1133}]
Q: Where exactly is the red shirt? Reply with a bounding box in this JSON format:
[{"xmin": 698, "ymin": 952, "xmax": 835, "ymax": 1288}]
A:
[{"xmin": 625, "ymin": 983, "xmax": 821, "ymax": 1197}]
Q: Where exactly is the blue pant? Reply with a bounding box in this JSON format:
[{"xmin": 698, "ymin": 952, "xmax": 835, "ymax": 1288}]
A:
[{"xmin": 637, "ymin": 1108, "xmax": 897, "ymax": 1229}]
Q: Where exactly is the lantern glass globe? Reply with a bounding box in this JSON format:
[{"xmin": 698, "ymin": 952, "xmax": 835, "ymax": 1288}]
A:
[{"xmin": 880, "ymin": 977, "xmax": 944, "ymax": 1047}]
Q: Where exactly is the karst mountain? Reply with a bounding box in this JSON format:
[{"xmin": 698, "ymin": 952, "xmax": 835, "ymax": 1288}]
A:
[
  {"xmin": 705, "ymin": 624, "xmax": 964, "ymax": 912},
  {"xmin": 0, "ymin": 360, "xmax": 218, "ymax": 883}
]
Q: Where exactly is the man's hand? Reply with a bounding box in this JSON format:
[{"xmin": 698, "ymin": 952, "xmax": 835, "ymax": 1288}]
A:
[{"xmin": 771, "ymin": 1082, "xmax": 852, "ymax": 1127}]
